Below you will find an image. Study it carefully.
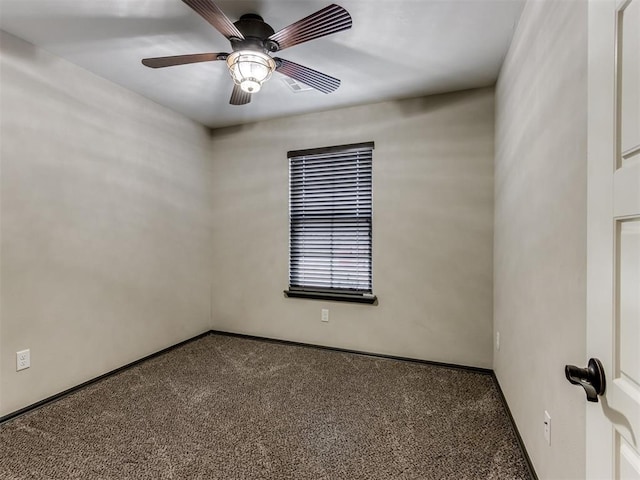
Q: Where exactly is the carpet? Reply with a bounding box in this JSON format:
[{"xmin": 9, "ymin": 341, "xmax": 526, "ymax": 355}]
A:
[{"xmin": 0, "ymin": 334, "xmax": 531, "ymax": 479}]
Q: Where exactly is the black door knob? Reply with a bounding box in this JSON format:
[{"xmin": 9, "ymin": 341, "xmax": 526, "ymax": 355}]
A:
[{"xmin": 565, "ymin": 358, "xmax": 606, "ymax": 402}]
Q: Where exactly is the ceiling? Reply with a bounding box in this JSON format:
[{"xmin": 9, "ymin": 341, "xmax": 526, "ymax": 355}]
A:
[{"xmin": 0, "ymin": 0, "xmax": 525, "ymax": 129}]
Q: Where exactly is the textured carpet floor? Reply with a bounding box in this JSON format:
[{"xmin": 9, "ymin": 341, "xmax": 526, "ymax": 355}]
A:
[{"xmin": 0, "ymin": 334, "xmax": 531, "ymax": 479}]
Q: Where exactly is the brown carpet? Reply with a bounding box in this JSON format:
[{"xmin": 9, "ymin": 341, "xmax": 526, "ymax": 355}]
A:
[{"xmin": 0, "ymin": 334, "xmax": 531, "ymax": 479}]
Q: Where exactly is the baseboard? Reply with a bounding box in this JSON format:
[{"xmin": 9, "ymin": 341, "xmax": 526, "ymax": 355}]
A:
[
  {"xmin": 1, "ymin": 329, "xmax": 493, "ymax": 423},
  {"xmin": 0, "ymin": 330, "xmax": 211, "ymax": 425},
  {"xmin": 212, "ymin": 330, "xmax": 537, "ymax": 479},
  {"xmin": 491, "ymin": 372, "xmax": 538, "ymax": 480},
  {"xmin": 209, "ymin": 329, "xmax": 493, "ymax": 375},
  {"xmin": 1, "ymin": 327, "xmax": 537, "ymax": 480}
]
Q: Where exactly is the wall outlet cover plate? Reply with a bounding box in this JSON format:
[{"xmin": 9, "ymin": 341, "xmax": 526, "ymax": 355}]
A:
[{"xmin": 17, "ymin": 349, "xmax": 30, "ymax": 371}]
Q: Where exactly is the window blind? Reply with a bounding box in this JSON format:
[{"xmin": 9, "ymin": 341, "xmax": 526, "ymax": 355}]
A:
[{"xmin": 288, "ymin": 142, "xmax": 373, "ymax": 296}]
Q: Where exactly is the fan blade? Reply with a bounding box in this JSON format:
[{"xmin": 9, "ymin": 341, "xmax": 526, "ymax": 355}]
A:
[
  {"xmin": 230, "ymin": 84, "xmax": 251, "ymax": 105},
  {"xmin": 182, "ymin": 0, "xmax": 244, "ymax": 39},
  {"xmin": 275, "ymin": 58, "xmax": 340, "ymax": 94},
  {"xmin": 268, "ymin": 4, "xmax": 352, "ymax": 51},
  {"xmin": 142, "ymin": 53, "xmax": 226, "ymax": 68}
]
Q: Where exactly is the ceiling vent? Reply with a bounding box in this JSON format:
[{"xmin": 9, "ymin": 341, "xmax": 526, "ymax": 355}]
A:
[{"xmin": 282, "ymin": 76, "xmax": 314, "ymax": 93}]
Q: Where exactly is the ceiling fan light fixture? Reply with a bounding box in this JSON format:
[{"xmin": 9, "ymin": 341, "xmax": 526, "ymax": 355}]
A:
[
  {"xmin": 226, "ymin": 50, "xmax": 276, "ymax": 94},
  {"xmin": 141, "ymin": 2, "xmax": 352, "ymax": 105}
]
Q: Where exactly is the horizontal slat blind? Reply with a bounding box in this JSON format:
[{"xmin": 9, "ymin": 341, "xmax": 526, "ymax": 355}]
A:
[{"xmin": 289, "ymin": 143, "xmax": 373, "ymax": 293}]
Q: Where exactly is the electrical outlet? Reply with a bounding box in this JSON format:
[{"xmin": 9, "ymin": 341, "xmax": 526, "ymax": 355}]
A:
[
  {"xmin": 496, "ymin": 331, "xmax": 500, "ymax": 351},
  {"xmin": 321, "ymin": 309, "xmax": 329, "ymax": 322},
  {"xmin": 16, "ymin": 349, "xmax": 30, "ymax": 371},
  {"xmin": 544, "ymin": 410, "xmax": 551, "ymax": 445}
]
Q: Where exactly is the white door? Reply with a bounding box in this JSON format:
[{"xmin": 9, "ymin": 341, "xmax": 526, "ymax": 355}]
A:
[{"xmin": 587, "ymin": 0, "xmax": 640, "ymax": 478}]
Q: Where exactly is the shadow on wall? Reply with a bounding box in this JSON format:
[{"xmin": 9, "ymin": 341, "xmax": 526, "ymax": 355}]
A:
[
  {"xmin": 392, "ymin": 87, "xmax": 494, "ymax": 118},
  {"xmin": 211, "ymin": 86, "xmax": 495, "ymax": 140}
]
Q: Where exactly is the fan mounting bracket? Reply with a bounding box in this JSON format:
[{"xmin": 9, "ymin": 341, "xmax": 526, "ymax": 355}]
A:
[
  {"xmin": 229, "ymin": 13, "xmax": 280, "ymax": 53},
  {"xmin": 233, "ymin": 15, "xmax": 276, "ymax": 41},
  {"xmin": 265, "ymin": 39, "xmax": 279, "ymax": 52}
]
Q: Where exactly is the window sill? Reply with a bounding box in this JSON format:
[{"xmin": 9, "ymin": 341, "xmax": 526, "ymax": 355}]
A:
[{"xmin": 284, "ymin": 290, "xmax": 377, "ymax": 305}]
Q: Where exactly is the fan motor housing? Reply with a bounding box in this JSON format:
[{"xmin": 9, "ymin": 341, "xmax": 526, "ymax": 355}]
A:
[{"xmin": 231, "ymin": 14, "xmax": 279, "ymax": 52}]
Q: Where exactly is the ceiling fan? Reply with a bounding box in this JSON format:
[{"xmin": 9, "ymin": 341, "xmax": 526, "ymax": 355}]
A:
[{"xmin": 142, "ymin": 1, "xmax": 352, "ymax": 105}]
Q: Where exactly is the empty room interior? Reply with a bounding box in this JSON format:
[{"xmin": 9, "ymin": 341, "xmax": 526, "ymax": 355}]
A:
[{"xmin": 2, "ymin": 0, "xmax": 640, "ymax": 478}]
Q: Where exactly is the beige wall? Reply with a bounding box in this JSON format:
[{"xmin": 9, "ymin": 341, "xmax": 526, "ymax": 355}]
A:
[
  {"xmin": 494, "ymin": 1, "xmax": 587, "ymax": 478},
  {"xmin": 0, "ymin": 32, "xmax": 495, "ymax": 415},
  {"xmin": 209, "ymin": 88, "xmax": 495, "ymax": 368},
  {"xmin": 0, "ymin": 32, "xmax": 213, "ymax": 416}
]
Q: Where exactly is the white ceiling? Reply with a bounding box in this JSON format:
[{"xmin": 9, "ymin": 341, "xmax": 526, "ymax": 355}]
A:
[{"xmin": 0, "ymin": 0, "xmax": 525, "ymax": 129}]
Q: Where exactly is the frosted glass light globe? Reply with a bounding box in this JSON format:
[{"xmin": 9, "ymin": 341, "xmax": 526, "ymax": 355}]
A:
[{"xmin": 226, "ymin": 51, "xmax": 276, "ymax": 94}]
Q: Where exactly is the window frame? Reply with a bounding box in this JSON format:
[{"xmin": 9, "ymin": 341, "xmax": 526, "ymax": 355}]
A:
[{"xmin": 284, "ymin": 141, "xmax": 377, "ymax": 305}]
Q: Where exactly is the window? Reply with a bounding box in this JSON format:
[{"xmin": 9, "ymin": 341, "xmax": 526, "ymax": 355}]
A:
[{"xmin": 285, "ymin": 142, "xmax": 376, "ymax": 304}]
